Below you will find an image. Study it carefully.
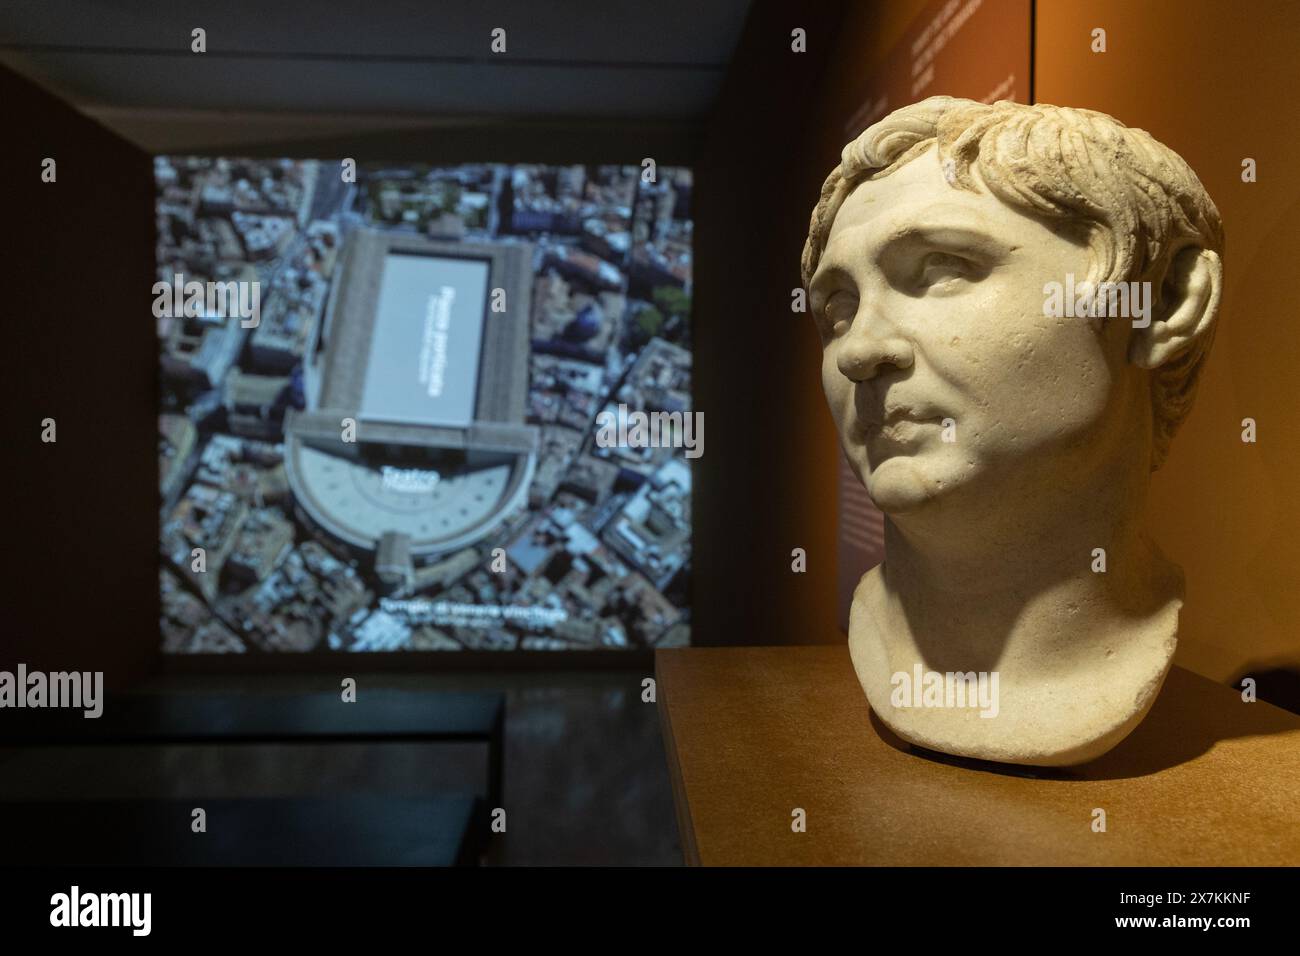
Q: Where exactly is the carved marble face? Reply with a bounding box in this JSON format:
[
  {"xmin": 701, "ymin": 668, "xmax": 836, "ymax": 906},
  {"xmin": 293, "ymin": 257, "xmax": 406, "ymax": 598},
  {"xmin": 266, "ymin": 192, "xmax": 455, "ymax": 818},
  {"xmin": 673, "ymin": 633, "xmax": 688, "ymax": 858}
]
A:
[{"xmin": 809, "ymin": 146, "xmax": 1150, "ymax": 518}]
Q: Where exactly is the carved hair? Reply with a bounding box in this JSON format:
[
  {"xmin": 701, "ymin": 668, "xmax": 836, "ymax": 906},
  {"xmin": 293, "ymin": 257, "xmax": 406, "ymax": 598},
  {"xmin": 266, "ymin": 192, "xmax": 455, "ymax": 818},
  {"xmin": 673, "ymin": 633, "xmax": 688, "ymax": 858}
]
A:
[{"xmin": 801, "ymin": 96, "xmax": 1224, "ymax": 470}]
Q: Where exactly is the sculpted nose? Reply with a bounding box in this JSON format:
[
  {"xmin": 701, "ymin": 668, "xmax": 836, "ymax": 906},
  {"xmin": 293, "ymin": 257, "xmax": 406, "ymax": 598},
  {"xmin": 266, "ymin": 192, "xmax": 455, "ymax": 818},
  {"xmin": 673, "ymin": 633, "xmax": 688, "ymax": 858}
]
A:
[{"xmin": 836, "ymin": 320, "xmax": 914, "ymax": 382}]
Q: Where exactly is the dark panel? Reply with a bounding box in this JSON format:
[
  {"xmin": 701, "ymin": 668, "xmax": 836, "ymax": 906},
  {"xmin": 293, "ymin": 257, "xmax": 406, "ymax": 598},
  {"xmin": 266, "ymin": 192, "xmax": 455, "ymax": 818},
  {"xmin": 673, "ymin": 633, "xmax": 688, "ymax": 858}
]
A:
[
  {"xmin": 691, "ymin": 0, "xmax": 849, "ymax": 645},
  {"xmin": 2, "ymin": 63, "xmax": 157, "ymax": 688}
]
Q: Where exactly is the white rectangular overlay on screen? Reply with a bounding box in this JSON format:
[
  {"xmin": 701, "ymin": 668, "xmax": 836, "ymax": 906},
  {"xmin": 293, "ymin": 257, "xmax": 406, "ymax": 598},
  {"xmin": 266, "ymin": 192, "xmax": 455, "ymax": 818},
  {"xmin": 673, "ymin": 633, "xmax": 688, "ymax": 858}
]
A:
[{"xmin": 359, "ymin": 252, "xmax": 490, "ymax": 427}]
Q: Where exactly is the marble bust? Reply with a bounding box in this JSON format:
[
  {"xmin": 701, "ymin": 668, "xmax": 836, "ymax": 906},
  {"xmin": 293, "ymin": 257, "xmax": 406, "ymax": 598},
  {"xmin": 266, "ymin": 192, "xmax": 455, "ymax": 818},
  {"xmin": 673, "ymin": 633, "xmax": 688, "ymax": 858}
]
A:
[{"xmin": 801, "ymin": 97, "xmax": 1224, "ymax": 766}]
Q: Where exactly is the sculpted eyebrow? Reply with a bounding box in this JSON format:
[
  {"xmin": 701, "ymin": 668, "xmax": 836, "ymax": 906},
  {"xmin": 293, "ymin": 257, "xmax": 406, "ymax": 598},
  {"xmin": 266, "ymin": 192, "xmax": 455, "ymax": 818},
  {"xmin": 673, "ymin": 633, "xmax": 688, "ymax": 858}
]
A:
[
  {"xmin": 888, "ymin": 224, "xmax": 1010, "ymax": 258},
  {"xmin": 809, "ymin": 261, "xmax": 852, "ymax": 297}
]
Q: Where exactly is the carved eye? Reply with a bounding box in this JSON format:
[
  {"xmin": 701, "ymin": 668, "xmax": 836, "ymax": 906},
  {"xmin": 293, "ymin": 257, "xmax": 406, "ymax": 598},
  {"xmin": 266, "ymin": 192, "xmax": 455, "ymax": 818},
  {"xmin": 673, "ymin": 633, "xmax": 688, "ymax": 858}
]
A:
[
  {"xmin": 918, "ymin": 252, "xmax": 970, "ymax": 290},
  {"xmin": 823, "ymin": 290, "xmax": 858, "ymax": 335}
]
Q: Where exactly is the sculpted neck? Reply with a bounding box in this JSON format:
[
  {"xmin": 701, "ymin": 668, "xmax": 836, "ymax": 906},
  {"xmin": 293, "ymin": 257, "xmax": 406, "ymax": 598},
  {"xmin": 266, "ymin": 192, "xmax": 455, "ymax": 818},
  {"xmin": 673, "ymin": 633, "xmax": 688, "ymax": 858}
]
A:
[
  {"xmin": 878, "ymin": 450, "xmax": 1181, "ymax": 663},
  {"xmin": 849, "ymin": 456, "xmax": 1185, "ymax": 766}
]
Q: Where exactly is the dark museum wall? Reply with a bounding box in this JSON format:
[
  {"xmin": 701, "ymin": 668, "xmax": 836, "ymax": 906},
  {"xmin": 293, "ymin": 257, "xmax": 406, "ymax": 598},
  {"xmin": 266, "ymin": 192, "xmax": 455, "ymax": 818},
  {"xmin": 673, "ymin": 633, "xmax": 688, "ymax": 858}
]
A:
[
  {"xmin": 3, "ymin": 64, "xmax": 158, "ymax": 689},
  {"xmin": 690, "ymin": 0, "xmax": 851, "ymax": 647}
]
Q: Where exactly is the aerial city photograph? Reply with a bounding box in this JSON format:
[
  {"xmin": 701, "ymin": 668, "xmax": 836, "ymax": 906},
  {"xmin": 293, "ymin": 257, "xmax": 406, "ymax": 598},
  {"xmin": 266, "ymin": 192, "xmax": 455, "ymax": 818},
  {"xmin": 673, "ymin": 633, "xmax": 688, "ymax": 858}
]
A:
[{"xmin": 156, "ymin": 157, "xmax": 693, "ymax": 654}]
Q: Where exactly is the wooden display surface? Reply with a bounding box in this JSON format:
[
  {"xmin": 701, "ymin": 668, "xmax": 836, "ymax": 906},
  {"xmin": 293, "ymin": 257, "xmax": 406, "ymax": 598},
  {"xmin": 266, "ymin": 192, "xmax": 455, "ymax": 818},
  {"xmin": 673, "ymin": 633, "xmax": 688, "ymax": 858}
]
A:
[{"xmin": 656, "ymin": 646, "xmax": 1300, "ymax": 866}]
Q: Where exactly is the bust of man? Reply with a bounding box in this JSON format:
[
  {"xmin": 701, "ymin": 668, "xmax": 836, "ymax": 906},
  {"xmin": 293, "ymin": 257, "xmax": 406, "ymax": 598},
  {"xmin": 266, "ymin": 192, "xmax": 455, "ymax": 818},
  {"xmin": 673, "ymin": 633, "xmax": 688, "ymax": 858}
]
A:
[{"xmin": 802, "ymin": 97, "xmax": 1223, "ymax": 766}]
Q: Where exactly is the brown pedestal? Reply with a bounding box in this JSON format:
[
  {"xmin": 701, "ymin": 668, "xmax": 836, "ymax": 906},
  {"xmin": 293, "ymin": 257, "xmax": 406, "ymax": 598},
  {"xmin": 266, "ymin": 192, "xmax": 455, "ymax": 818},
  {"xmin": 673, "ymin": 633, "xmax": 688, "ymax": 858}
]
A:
[{"xmin": 656, "ymin": 645, "xmax": 1300, "ymax": 866}]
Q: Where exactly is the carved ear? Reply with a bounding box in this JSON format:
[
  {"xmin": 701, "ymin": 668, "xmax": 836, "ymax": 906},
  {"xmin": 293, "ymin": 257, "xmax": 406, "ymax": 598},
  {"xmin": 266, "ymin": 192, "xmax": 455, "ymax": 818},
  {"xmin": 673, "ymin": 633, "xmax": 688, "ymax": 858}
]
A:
[{"xmin": 1129, "ymin": 245, "xmax": 1222, "ymax": 369}]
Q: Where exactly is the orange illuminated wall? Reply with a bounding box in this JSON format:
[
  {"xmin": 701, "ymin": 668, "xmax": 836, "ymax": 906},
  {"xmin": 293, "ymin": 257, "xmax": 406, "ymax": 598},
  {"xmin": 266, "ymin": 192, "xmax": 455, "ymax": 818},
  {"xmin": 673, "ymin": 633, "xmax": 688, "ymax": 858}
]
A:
[{"xmin": 1035, "ymin": 0, "xmax": 1300, "ymax": 681}]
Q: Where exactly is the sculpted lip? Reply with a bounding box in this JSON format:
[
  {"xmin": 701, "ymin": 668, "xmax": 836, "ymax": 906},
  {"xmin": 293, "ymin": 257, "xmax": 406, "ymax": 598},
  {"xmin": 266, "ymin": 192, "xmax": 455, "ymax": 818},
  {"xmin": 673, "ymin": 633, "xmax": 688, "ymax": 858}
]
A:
[
  {"xmin": 882, "ymin": 408, "xmax": 940, "ymax": 425},
  {"xmin": 852, "ymin": 406, "xmax": 942, "ymax": 437}
]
